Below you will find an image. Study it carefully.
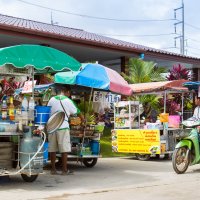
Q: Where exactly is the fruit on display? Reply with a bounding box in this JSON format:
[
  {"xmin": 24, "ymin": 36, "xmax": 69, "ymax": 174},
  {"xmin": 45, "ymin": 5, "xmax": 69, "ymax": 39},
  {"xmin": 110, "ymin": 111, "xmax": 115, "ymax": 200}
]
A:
[
  {"xmin": 70, "ymin": 117, "xmax": 82, "ymax": 126},
  {"xmin": 86, "ymin": 114, "xmax": 96, "ymax": 125}
]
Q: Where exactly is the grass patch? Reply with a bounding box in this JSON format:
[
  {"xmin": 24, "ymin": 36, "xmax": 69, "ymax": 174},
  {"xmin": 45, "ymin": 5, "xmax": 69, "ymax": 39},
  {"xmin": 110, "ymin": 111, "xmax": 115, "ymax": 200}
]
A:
[{"xmin": 100, "ymin": 127, "xmax": 134, "ymax": 158}]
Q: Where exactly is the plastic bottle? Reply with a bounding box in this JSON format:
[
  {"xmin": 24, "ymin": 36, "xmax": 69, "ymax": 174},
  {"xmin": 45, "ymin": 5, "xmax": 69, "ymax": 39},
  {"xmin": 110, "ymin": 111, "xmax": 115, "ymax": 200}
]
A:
[
  {"xmin": 1, "ymin": 100, "xmax": 8, "ymax": 120},
  {"xmin": 28, "ymin": 97, "xmax": 35, "ymax": 121},
  {"xmin": 21, "ymin": 97, "xmax": 28, "ymax": 111},
  {"xmin": 21, "ymin": 97, "xmax": 28, "ymax": 121},
  {"xmin": 8, "ymin": 96, "xmax": 15, "ymax": 120}
]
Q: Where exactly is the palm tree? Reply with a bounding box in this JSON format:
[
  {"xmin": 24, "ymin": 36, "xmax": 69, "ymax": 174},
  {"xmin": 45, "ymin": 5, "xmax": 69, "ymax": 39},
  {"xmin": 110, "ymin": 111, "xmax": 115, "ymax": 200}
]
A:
[
  {"xmin": 122, "ymin": 58, "xmax": 166, "ymax": 83},
  {"xmin": 122, "ymin": 58, "xmax": 167, "ymax": 117}
]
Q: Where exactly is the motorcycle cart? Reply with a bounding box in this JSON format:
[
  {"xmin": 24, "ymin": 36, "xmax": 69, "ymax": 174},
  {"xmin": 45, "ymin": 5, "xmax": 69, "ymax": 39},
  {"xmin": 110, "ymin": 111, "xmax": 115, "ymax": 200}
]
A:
[
  {"xmin": 112, "ymin": 80, "xmax": 190, "ymax": 160},
  {"xmin": 172, "ymin": 81, "xmax": 200, "ymax": 174},
  {"xmin": 0, "ymin": 44, "xmax": 80, "ymax": 181}
]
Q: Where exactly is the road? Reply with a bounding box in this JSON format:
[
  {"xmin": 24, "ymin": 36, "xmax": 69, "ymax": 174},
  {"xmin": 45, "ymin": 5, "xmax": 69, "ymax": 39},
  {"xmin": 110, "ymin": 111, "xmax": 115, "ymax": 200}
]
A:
[{"xmin": 1, "ymin": 157, "xmax": 200, "ymax": 200}]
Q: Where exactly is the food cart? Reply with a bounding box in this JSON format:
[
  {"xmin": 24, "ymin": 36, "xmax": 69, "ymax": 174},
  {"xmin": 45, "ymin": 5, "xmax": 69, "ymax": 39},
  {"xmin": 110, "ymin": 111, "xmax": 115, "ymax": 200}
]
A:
[
  {"xmin": 112, "ymin": 80, "xmax": 190, "ymax": 160},
  {"xmin": 0, "ymin": 44, "xmax": 81, "ymax": 181},
  {"xmin": 54, "ymin": 63, "xmax": 132, "ymax": 167}
]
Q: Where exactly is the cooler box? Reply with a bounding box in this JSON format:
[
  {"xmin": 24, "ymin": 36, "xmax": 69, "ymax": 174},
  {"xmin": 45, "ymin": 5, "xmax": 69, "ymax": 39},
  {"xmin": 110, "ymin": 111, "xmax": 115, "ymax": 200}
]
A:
[
  {"xmin": 90, "ymin": 141, "xmax": 100, "ymax": 155},
  {"xmin": 34, "ymin": 106, "xmax": 51, "ymax": 124},
  {"xmin": 168, "ymin": 115, "xmax": 180, "ymax": 128}
]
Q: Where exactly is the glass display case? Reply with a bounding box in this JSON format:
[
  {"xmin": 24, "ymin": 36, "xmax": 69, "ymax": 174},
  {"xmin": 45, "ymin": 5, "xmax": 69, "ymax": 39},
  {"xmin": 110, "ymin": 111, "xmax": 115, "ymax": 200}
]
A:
[{"xmin": 114, "ymin": 101, "xmax": 140, "ymax": 129}]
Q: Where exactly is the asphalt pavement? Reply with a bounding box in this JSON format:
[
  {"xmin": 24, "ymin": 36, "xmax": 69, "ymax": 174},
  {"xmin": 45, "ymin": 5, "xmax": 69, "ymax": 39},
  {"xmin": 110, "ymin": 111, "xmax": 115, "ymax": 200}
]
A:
[{"xmin": 1, "ymin": 157, "xmax": 200, "ymax": 200}]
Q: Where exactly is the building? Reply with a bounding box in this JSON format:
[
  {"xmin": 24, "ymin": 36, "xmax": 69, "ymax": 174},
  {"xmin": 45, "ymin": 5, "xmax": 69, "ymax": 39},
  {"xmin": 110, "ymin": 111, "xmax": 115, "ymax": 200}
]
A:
[{"xmin": 0, "ymin": 13, "xmax": 200, "ymax": 79}]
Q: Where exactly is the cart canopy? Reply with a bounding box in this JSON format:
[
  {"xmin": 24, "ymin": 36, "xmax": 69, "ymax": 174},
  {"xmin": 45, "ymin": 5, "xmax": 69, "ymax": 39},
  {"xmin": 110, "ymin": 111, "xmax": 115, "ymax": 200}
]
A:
[
  {"xmin": 54, "ymin": 63, "xmax": 132, "ymax": 96},
  {"xmin": 129, "ymin": 79, "xmax": 189, "ymax": 94},
  {"xmin": 0, "ymin": 44, "xmax": 81, "ymax": 71},
  {"xmin": 183, "ymin": 81, "xmax": 200, "ymax": 91}
]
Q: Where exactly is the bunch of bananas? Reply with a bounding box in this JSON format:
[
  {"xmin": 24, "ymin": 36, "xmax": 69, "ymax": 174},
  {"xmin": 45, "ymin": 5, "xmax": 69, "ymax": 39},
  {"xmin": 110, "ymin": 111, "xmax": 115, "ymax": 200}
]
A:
[{"xmin": 86, "ymin": 114, "xmax": 96, "ymax": 125}]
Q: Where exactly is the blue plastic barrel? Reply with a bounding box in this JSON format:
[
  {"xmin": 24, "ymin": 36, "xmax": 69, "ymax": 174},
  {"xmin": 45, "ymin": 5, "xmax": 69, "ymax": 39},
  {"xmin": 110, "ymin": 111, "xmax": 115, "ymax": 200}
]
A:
[
  {"xmin": 90, "ymin": 141, "xmax": 100, "ymax": 155},
  {"xmin": 34, "ymin": 106, "xmax": 51, "ymax": 124}
]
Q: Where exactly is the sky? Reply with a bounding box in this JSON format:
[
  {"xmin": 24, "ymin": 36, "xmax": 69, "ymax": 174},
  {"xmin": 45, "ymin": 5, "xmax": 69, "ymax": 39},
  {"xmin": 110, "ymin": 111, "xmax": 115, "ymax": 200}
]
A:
[{"xmin": 0, "ymin": 0, "xmax": 200, "ymax": 58}]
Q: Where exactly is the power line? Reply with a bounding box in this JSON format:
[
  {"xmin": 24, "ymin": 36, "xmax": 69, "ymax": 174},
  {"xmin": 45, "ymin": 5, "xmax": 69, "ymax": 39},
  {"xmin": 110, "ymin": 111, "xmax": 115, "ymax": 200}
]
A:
[
  {"xmin": 16, "ymin": 0, "xmax": 175, "ymax": 22},
  {"xmin": 187, "ymin": 37, "xmax": 200, "ymax": 44},
  {"xmin": 185, "ymin": 22, "xmax": 200, "ymax": 30},
  {"xmin": 100, "ymin": 33, "xmax": 175, "ymax": 37},
  {"xmin": 14, "ymin": 0, "xmax": 200, "ymax": 58},
  {"xmin": 187, "ymin": 46, "xmax": 200, "ymax": 51}
]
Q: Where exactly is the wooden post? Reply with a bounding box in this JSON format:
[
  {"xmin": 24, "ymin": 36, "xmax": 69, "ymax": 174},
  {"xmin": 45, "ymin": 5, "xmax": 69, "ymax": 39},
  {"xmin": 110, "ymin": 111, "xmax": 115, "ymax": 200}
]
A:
[{"xmin": 120, "ymin": 56, "xmax": 129, "ymax": 74}]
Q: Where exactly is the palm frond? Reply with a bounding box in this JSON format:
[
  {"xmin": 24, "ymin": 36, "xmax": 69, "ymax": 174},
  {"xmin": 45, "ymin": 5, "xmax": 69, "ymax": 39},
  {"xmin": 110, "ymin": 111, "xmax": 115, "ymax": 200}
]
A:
[{"xmin": 126, "ymin": 58, "xmax": 166, "ymax": 84}]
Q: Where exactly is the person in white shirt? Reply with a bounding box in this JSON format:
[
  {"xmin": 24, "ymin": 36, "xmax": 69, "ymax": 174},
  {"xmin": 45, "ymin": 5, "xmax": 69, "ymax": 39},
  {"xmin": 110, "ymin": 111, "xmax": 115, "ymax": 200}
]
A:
[
  {"xmin": 47, "ymin": 85, "xmax": 83, "ymax": 175},
  {"xmin": 193, "ymin": 96, "xmax": 200, "ymax": 120}
]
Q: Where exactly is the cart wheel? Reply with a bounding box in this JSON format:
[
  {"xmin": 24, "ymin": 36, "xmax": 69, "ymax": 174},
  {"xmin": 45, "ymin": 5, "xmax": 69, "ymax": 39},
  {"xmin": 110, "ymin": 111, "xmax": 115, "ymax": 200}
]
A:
[
  {"xmin": 83, "ymin": 158, "xmax": 98, "ymax": 167},
  {"xmin": 135, "ymin": 154, "xmax": 151, "ymax": 161},
  {"xmin": 163, "ymin": 153, "xmax": 171, "ymax": 160},
  {"xmin": 21, "ymin": 174, "xmax": 38, "ymax": 182}
]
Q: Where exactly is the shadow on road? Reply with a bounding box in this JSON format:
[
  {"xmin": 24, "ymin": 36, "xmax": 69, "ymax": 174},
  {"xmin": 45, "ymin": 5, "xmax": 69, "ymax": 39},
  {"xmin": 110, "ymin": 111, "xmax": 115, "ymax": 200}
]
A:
[{"xmin": 121, "ymin": 155, "xmax": 172, "ymax": 162}]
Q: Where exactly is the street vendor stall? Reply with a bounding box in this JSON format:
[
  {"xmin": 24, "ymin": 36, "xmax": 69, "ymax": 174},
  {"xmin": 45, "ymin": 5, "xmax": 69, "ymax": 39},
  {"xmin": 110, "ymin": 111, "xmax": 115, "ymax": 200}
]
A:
[
  {"xmin": 0, "ymin": 44, "xmax": 81, "ymax": 182},
  {"xmin": 112, "ymin": 80, "xmax": 190, "ymax": 161},
  {"xmin": 54, "ymin": 63, "xmax": 132, "ymax": 167}
]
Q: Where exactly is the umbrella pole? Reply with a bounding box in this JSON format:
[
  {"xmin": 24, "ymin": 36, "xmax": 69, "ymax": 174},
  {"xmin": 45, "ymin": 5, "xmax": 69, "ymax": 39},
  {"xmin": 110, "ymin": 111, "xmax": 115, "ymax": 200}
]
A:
[
  {"xmin": 87, "ymin": 88, "xmax": 93, "ymax": 114},
  {"xmin": 181, "ymin": 92, "xmax": 184, "ymax": 122},
  {"xmin": 164, "ymin": 91, "xmax": 167, "ymax": 113},
  {"xmin": 84, "ymin": 92, "xmax": 86, "ymax": 118},
  {"xmin": 81, "ymin": 88, "xmax": 93, "ymax": 158},
  {"xmin": 32, "ymin": 66, "xmax": 34, "ymax": 99}
]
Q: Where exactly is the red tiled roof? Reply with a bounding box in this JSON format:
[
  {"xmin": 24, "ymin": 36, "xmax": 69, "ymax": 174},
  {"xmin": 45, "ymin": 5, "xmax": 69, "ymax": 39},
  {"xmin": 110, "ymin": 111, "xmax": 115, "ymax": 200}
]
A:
[{"xmin": 0, "ymin": 13, "xmax": 199, "ymax": 60}]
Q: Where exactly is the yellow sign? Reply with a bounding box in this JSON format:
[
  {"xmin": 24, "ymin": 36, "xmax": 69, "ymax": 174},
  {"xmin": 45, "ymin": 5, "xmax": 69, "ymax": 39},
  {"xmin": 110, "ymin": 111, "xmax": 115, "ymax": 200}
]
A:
[{"xmin": 112, "ymin": 129, "xmax": 160, "ymax": 154}]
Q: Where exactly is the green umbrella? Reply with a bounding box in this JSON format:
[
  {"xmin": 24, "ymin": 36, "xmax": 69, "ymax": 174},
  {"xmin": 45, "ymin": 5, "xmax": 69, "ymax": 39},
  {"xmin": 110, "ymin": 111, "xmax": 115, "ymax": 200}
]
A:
[
  {"xmin": 54, "ymin": 71, "xmax": 79, "ymax": 85},
  {"xmin": 0, "ymin": 44, "xmax": 81, "ymax": 71}
]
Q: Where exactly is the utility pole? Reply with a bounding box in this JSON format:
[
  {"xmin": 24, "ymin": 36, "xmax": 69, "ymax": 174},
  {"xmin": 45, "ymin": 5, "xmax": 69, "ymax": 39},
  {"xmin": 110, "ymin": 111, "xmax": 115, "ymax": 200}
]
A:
[{"xmin": 174, "ymin": 0, "xmax": 185, "ymax": 55}]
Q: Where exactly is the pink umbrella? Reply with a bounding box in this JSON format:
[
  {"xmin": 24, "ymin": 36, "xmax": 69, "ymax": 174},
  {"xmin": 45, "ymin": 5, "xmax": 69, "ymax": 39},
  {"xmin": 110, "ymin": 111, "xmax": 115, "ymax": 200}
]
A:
[
  {"xmin": 76, "ymin": 63, "xmax": 132, "ymax": 96},
  {"xmin": 55, "ymin": 63, "xmax": 132, "ymax": 96}
]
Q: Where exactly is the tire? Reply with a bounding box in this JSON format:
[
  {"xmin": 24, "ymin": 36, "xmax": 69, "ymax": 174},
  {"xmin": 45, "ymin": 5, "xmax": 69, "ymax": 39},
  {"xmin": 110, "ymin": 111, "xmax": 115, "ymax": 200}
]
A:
[
  {"xmin": 21, "ymin": 174, "xmax": 38, "ymax": 182},
  {"xmin": 172, "ymin": 147, "xmax": 190, "ymax": 174},
  {"xmin": 135, "ymin": 154, "xmax": 151, "ymax": 161},
  {"xmin": 83, "ymin": 158, "xmax": 98, "ymax": 167},
  {"xmin": 155, "ymin": 154, "xmax": 160, "ymax": 159},
  {"xmin": 163, "ymin": 153, "xmax": 172, "ymax": 160}
]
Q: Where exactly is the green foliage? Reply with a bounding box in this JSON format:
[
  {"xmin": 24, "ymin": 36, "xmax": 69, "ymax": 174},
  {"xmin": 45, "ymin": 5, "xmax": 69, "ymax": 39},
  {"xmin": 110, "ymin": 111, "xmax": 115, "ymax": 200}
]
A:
[
  {"xmin": 166, "ymin": 64, "xmax": 192, "ymax": 112},
  {"xmin": 78, "ymin": 101, "xmax": 93, "ymax": 114},
  {"xmin": 139, "ymin": 95, "xmax": 162, "ymax": 112},
  {"xmin": 121, "ymin": 58, "xmax": 166, "ymax": 115},
  {"xmin": 122, "ymin": 58, "xmax": 167, "ymax": 84},
  {"xmin": 185, "ymin": 99, "xmax": 193, "ymax": 110}
]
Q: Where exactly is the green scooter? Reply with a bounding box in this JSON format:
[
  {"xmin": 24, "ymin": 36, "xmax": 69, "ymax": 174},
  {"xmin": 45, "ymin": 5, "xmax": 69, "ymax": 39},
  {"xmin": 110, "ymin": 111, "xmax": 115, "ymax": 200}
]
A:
[{"xmin": 172, "ymin": 117, "xmax": 200, "ymax": 174}]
